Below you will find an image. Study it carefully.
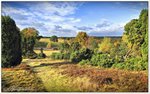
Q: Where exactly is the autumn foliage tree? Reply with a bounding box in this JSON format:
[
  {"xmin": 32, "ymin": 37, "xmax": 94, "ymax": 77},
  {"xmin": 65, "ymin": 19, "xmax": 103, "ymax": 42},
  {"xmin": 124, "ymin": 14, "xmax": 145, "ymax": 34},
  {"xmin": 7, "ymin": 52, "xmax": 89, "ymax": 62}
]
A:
[
  {"xmin": 2, "ymin": 16, "xmax": 22, "ymax": 67},
  {"xmin": 75, "ymin": 32, "xmax": 89, "ymax": 48},
  {"xmin": 21, "ymin": 27, "xmax": 39, "ymax": 58},
  {"xmin": 99, "ymin": 37, "xmax": 113, "ymax": 53}
]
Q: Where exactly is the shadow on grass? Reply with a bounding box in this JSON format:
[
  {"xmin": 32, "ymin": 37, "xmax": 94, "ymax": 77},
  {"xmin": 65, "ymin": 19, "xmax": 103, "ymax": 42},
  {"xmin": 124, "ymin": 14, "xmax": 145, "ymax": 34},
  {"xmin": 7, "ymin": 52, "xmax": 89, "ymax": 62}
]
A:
[
  {"xmin": 32, "ymin": 61, "xmax": 75, "ymax": 68},
  {"xmin": 1, "ymin": 64, "xmax": 47, "ymax": 92}
]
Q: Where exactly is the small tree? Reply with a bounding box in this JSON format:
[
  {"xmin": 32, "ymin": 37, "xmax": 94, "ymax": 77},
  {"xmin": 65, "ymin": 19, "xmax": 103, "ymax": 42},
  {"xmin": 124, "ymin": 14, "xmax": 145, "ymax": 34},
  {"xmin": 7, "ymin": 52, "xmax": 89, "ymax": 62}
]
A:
[
  {"xmin": 99, "ymin": 37, "xmax": 112, "ymax": 53},
  {"xmin": 21, "ymin": 27, "xmax": 39, "ymax": 58},
  {"xmin": 75, "ymin": 32, "xmax": 89, "ymax": 48},
  {"xmin": 50, "ymin": 35, "xmax": 58, "ymax": 42},
  {"xmin": 2, "ymin": 16, "xmax": 22, "ymax": 67}
]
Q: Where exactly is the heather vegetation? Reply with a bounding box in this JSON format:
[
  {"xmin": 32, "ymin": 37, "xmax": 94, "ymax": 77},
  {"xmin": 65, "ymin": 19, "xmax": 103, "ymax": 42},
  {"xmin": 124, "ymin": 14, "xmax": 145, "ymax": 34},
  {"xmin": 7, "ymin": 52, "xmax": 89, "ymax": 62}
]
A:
[{"xmin": 1, "ymin": 9, "xmax": 148, "ymax": 92}]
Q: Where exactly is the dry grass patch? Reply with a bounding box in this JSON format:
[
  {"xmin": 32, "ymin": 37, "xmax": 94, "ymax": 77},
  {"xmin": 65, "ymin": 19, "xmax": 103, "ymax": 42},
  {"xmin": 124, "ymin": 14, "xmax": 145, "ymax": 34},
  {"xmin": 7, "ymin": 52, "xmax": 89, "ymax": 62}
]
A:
[
  {"xmin": 60, "ymin": 64, "xmax": 148, "ymax": 92},
  {"xmin": 1, "ymin": 63, "xmax": 46, "ymax": 92},
  {"xmin": 39, "ymin": 38, "xmax": 50, "ymax": 43},
  {"xmin": 17, "ymin": 58, "xmax": 148, "ymax": 92}
]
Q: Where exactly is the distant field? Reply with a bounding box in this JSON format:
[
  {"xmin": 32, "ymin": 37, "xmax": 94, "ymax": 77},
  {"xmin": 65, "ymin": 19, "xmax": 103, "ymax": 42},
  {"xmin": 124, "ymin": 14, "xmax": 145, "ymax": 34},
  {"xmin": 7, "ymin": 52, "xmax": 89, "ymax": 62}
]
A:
[
  {"xmin": 35, "ymin": 37, "xmax": 122, "ymax": 48},
  {"xmin": 39, "ymin": 38, "xmax": 50, "ymax": 43},
  {"xmin": 39, "ymin": 38, "xmax": 65, "ymax": 43}
]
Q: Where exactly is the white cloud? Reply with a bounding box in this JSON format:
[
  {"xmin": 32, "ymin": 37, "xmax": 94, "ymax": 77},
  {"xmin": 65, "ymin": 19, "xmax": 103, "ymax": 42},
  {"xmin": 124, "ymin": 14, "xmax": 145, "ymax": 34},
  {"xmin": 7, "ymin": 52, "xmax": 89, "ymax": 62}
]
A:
[
  {"xmin": 29, "ymin": 2, "xmax": 78, "ymax": 16},
  {"xmin": 2, "ymin": 2, "xmax": 125, "ymax": 37},
  {"xmin": 74, "ymin": 19, "xmax": 124, "ymax": 36},
  {"xmin": 2, "ymin": 2, "xmax": 82, "ymax": 37}
]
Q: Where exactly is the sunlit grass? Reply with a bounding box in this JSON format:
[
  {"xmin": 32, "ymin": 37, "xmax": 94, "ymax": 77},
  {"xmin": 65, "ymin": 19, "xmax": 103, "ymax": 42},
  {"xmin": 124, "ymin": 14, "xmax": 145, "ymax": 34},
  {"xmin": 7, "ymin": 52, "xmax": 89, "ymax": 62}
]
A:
[
  {"xmin": 2, "ymin": 51, "xmax": 148, "ymax": 92},
  {"xmin": 34, "ymin": 49, "xmax": 60, "ymax": 57},
  {"xmin": 25, "ymin": 59, "xmax": 93, "ymax": 92},
  {"xmin": 31, "ymin": 65, "xmax": 91, "ymax": 92},
  {"xmin": 39, "ymin": 38, "xmax": 50, "ymax": 43},
  {"xmin": 58, "ymin": 38, "xmax": 65, "ymax": 43},
  {"xmin": 39, "ymin": 38, "xmax": 65, "ymax": 43}
]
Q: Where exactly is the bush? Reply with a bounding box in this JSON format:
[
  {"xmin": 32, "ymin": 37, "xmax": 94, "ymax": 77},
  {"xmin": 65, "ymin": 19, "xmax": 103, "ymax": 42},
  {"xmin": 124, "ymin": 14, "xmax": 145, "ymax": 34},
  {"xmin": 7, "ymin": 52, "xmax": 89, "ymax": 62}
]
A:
[
  {"xmin": 79, "ymin": 59, "xmax": 90, "ymax": 65},
  {"xmin": 51, "ymin": 52, "xmax": 70, "ymax": 60},
  {"xmin": 51, "ymin": 53, "xmax": 63, "ymax": 60},
  {"xmin": 112, "ymin": 58, "xmax": 147, "ymax": 71},
  {"xmin": 59, "ymin": 42, "xmax": 70, "ymax": 53},
  {"xmin": 70, "ymin": 42, "xmax": 81, "ymax": 52},
  {"xmin": 112, "ymin": 63, "xmax": 125, "ymax": 69},
  {"xmin": 63, "ymin": 53, "xmax": 70, "ymax": 60},
  {"xmin": 51, "ymin": 53, "xmax": 57, "ymax": 59},
  {"xmin": 125, "ymin": 58, "xmax": 147, "ymax": 71},
  {"xmin": 24, "ymin": 51, "xmax": 37, "ymax": 59},
  {"xmin": 70, "ymin": 51, "xmax": 79, "ymax": 62},
  {"xmin": 37, "ymin": 53, "xmax": 46, "ymax": 59},
  {"xmin": 2, "ymin": 16, "xmax": 22, "ymax": 67},
  {"xmin": 70, "ymin": 48, "xmax": 93, "ymax": 62},
  {"xmin": 90, "ymin": 53, "xmax": 114, "ymax": 68}
]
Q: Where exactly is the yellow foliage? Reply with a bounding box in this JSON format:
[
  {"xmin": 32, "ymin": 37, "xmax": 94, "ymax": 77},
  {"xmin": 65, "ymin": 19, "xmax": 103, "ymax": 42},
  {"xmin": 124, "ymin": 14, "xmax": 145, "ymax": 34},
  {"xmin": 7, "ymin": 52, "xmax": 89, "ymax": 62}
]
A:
[
  {"xmin": 122, "ymin": 34, "xmax": 128, "ymax": 43},
  {"xmin": 114, "ymin": 41, "xmax": 119, "ymax": 47},
  {"xmin": 21, "ymin": 28, "xmax": 38, "ymax": 38},
  {"xmin": 122, "ymin": 34, "xmax": 132, "ymax": 49},
  {"xmin": 75, "ymin": 32, "xmax": 89, "ymax": 48},
  {"xmin": 99, "ymin": 37, "xmax": 112, "ymax": 53}
]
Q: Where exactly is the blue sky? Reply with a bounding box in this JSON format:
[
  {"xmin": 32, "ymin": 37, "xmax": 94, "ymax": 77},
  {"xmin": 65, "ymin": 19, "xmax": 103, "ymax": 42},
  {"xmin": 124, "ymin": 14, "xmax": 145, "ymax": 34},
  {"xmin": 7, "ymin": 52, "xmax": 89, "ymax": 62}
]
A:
[{"xmin": 2, "ymin": 1, "xmax": 148, "ymax": 37}]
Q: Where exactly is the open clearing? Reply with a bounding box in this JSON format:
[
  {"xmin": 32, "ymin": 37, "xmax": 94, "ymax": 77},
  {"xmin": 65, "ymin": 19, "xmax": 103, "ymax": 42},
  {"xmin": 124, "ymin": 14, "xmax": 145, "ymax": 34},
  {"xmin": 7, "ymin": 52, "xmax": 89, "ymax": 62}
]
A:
[
  {"xmin": 2, "ymin": 50, "xmax": 148, "ymax": 92},
  {"xmin": 34, "ymin": 49, "xmax": 60, "ymax": 57}
]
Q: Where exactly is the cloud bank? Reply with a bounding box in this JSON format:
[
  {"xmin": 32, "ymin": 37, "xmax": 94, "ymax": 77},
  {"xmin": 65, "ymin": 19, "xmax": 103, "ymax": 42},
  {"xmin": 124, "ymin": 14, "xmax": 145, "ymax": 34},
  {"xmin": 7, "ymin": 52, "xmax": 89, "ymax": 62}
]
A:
[{"xmin": 2, "ymin": 2, "xmax": 146, "ymax": 37}]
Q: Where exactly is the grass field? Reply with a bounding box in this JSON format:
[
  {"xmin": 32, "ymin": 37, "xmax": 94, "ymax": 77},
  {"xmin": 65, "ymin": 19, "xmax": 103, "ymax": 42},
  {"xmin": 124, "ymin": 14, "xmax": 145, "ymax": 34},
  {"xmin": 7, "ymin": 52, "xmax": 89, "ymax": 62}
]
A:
[
  {"xmin": 1, "ymin": 49, "xmax": 148, "ymax": 92},
  {"xmin": 39, "ymin": 38, "xmax": 50, "ymax": 43},
  {"xmin": 39, "ymin": 38, "xmax": 65, "ymax": 43},
  {"xmin": 34, "ymin": 49, "xmax": 60, "ymax": 57}
]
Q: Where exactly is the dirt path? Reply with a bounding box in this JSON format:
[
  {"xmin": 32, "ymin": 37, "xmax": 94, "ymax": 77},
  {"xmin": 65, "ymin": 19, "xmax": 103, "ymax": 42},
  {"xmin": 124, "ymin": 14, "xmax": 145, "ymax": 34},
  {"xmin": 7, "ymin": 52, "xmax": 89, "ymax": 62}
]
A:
[{"xmin": 25, "ymin": 58, "xmax": 148, "ymax": 92}]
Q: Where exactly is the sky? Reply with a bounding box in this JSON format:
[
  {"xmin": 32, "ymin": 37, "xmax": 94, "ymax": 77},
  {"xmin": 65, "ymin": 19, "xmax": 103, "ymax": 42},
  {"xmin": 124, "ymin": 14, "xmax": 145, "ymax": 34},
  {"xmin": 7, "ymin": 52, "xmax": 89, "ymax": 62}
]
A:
[{"xmin": 2, "ymin": 1, "xmax": 148, "ymax": 37}]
